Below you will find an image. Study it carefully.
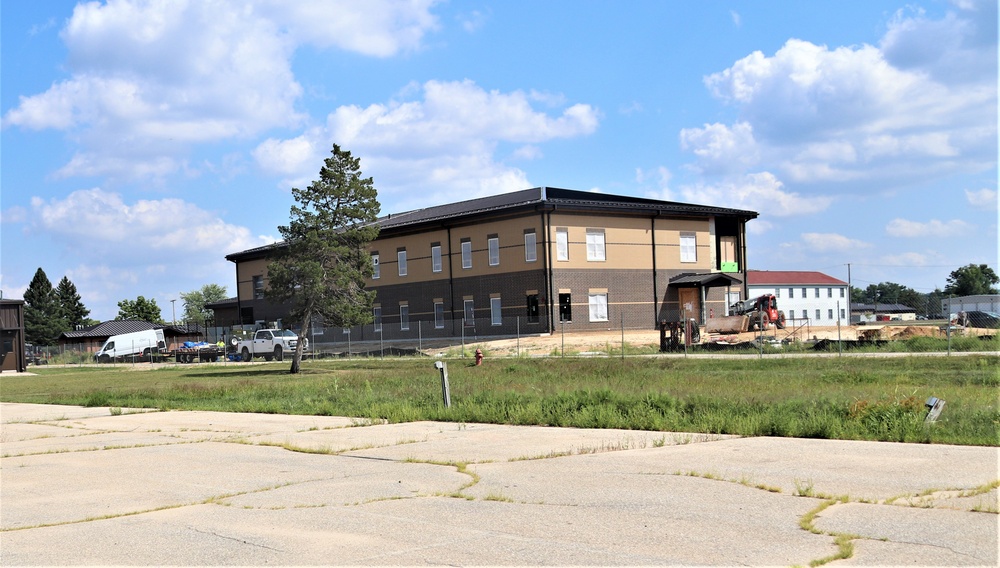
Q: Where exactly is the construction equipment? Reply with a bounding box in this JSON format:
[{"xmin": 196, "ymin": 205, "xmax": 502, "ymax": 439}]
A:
[{"xmin": 729, "ymin": 294, "xmax": 786, "ymax": 331}]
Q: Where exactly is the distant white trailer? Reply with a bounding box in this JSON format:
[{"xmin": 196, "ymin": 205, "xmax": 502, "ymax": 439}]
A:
[
  {"xmin": 942, "ymin": 295, "xmax": 1000, "ymax": 316},
  {"xmin": 94, "ymin": 329, "xmax": 165, "ymax": 363}
]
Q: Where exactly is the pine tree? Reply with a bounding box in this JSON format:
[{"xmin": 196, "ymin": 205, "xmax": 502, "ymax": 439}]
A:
[
  {"xmin": 55, "ymin": 276, "xmax": 90, "ymax": 330},
  {"xmin": 267, "ymin": 144, "xmax": 381, "ymax": 373},
  {"xmin": 23, "ymin": 268, "xmax": 63, "ymax": 346}
]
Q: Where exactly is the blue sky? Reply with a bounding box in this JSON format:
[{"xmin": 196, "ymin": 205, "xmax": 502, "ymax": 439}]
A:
[{"xmin": 2, "ymin": 0, "xmax": 996, "ymax": 322}]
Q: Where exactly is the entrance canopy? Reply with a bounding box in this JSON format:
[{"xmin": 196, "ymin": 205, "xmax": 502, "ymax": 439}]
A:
[{"xmin": 669, "ymin": 272, "xmax": 742, "ymax": 288}]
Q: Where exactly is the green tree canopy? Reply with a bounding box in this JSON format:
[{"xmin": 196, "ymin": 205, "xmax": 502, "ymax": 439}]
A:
[
  {"xmin": 55, "ymin": 276, "xmax": 90, "ymax": 330},
  {"xmin": 180, "ymin": 284, "xmax": 228, "ymax": 324},
  {"xmin": 267, "ymin": 143, "xmax": 381, "ymax": 373},
  {"xmin": 116, "ymin": 296, "xmax": 165, "ymax": 324},
  {"xmin": 943, "ymin": 264, "xmax": 999, "ymax": 296},
  {"xmin": 24, "ymin": 268, "xmax": 63, "ymax": 346}
]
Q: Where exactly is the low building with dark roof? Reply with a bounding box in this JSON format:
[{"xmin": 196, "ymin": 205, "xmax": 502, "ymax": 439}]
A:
[
  {"xmin": 59, "ymin": 320, "xmax": 212, "ymax": 353},
  {"xmin": 225, "ymin": 187, "xmax": 758, "ymax": 339}
]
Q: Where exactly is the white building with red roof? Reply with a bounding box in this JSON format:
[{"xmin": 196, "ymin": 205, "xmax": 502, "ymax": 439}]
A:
[{"xmin": 745, "ymin": 270, "xmax": 850, "ymax": 327}]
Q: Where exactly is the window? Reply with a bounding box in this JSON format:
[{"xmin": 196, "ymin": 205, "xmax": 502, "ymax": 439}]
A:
[
  {"xmin": 400, "ymin": 304, "xmax": 409, "ymax": 331},
  {"xmin": 463, "ymin": 299, "xmax": 475, "ymax": 325},
  {"xmin": 491, "ymin": 297, "xmax": 502, "ymax": 326},
  {"xmin": 586, "ymin": 229, "xmax": 606, "ymax": 261},
  {"xmin": 556, "ymin": 228, "xmax": 568, "ymax": 261},
  {"xmin": 788, "ymin": 288, "xmax": 794, "ymax": 299},
  {"xmin": 252, "ymin": 275, "xmax": 264, "ymax": 299},
  {"xmin": 775, "ymin": 288, "xmax": 781, "ymax": 298},
  {"xmin": 488, "ymin": 236, "xmax": 500, "ymax": 266},
  {"xmin": 680, "ymin": 232, "xmax": 697, "ymax": 263},
  {"xmin": 815, "ymin": 309, "xmax": 821, "ymax": 320},
  {"xmin": 371, "ymin": 254, "xmax": 380, "ymax": 279},
  {"xmin": 558, "ymin": 293, "xmax": 572, "ymax": 322},
  {"xmin": 588, "ymin": 293, "xmax": 608, "ymax": 322},
  {"xmin": 373, "ymin": 306, "xmax": 382, "ymax": 332},
  {"xmin": 524, "ymin": 231, "xmax": 537, "ymax": 262},
  {"xmin": 840, "ymin": 288, "xmax": 845, "ymax": 298},
  {"xmin": 462, "ymin": 240, "xmax": 472, "ymax": 269},
  {"xmin": 828, "ymin": 309, "xmax": 834, "ymax": 320},
  {"xmin": 434, "ymin": 302, "xmax": 444, "ymax": 329},
  {"xmin": 827, "ymin": 288, "xmax": 833, "ymax": 298},
  {"xmin": 815, "ymin": 287, "xmax": 820, "ymax": 298},
  {"xmin": 397, "ymin": 249, "xmax": 407, "ymax": 277},
  {"xmin": 789, "ymin": 310, "xmax": 795, "ymax": 319},
  {"xmin": 526, "ymin": 294, "xmax": 539, "ymax": 323},
  {"xmin": 431, "ymin": 245, "xmax": 442, "ymax": 273},
  {"xmin": 802, "ymin": 287, "xmax": 808, "ymax": 298},
  {"xmin": 840, "ymin": 308, "xmax": 846, "ymax": 319}
]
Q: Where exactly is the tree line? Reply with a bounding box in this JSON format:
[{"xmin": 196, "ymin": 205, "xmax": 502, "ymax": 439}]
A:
[
  {"xmin": 850, "ymin": 264, "xmax": 999, "ymax": 317},
  {"xmin": 21, "ymin": 267, "xmax": 228, "ymax": 346}
]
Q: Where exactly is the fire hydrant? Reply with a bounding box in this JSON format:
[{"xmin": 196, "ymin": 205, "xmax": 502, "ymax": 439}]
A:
[{"xmin": 475, "ymin": 348, "xmax": 484, "ymax": 366}]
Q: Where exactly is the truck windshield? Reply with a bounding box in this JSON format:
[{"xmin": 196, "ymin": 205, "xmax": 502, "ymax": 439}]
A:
[{"xmin": 278, "ymin": 330, "xmax": 297, "ymax": 337}]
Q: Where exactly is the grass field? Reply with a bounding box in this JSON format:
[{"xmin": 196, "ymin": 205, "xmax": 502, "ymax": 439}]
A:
[{"xmin": 3, "ymin": 355, "xmax": 997, "ymax": 446}]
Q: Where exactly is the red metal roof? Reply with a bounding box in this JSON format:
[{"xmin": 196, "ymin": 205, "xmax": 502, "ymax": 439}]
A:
[{"xmin": 747, "ymin": 270, "xmax": 847, "ymax": 286}]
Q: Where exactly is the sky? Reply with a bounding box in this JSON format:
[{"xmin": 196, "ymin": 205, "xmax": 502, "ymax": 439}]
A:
[{"xmin": 2, "ymin": 0, "xmax": 997, "ymax": 323}]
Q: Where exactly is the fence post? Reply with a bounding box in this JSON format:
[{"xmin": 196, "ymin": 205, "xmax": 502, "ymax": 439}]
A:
[
  {"xmin": 418, "ymin": 320, "xmax": 422, "ymax": 353},
  {"xmin": 621, "ymin": 313, "xmax": 625, "ymax": 361},
  {"xmin": 516, "ymin": 316, "xmax": 520, "ymax": 358},
  {"xmin": 462, "ymin": 318, "xmax": 466, "ymax": 358}
]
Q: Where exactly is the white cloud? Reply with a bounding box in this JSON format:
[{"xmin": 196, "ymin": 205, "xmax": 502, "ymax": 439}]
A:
[
  {"xmin": 965, "ymin": 188, "xmax": 997, "ymax": 208},
  {"xmin": 31, "ymin": 188, "xmax": 274, "ymax": 262},
  {"xmin": 685, "ymin": 2, "xmax": 996, "ymax": 191},
  {"xmin": 3, "ymin": 0, "xmax": 441, "ymax": 182},
  {"xmin": 671, "ymin": 172, "xmax": 832, "ymax": 217},
  {"xmin": 254, "ymin": 79, "xmax": 600, "ymax": 209},
  {"xmin": 730, "ymin": 10, "xmax": 742, "ymax": 27},
  {"xmin": 800, "ymin": 233, "xmax": 872, "ymax": 253},
  {"xmin": 885, "ymin": 218, "xmax": 974, "ymax": 237},
  {"xmin": 679, "ymin": 121, "xmax": 758, "ymax": 174}
]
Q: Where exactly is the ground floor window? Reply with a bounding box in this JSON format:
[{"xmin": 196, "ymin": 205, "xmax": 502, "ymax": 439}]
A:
[
  {"xmin": 464, "ymin": 299, "xmax": 475, "ymax": 326},
  {"xmin": 558, "ymin": 293, "xmax": 572, "ymax": 322},
  {"xmin": 373, "ymin": 306, "xmax": 382, "ymax": 332},
  {"xmin": 589, "ymin": 293, "xmax": 608, "ymax": 322},
  {"xmin": 434, "ymin": 302, "xmax": 444, "ymax": 329},
  {"xmin": 400, "ymin": 304, "xmax": 409, "ymax": 331},
  {"xmin": 491, "ymin": 297, "xmax": 502, "ymax": 326},
  {"xmin": 526, "ymin": 294, "xmax": 539, "ymax": 323}
]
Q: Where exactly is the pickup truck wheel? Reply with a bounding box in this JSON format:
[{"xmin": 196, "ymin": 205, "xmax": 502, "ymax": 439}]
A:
[
  {"xmin": 274, "ymin": 346, "xmax": 283, "ymax": 362},
  {"xmin": 241, "ymin": 347, "xmax": 251, "ymax": 362}
]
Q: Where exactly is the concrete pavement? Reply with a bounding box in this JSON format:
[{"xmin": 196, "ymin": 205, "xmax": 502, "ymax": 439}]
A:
[{"xmin": 1, "ymin": 402, "xmax": 996, "ymax": 566}]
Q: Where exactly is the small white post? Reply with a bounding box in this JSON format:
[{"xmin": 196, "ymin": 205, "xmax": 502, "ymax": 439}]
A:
[{"xmin": 435, "ymin": 361, "xmax": 451, "ymax": 408}]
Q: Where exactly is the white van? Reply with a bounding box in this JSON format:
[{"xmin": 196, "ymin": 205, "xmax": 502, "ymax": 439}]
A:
[{"xmin": 94, "ymin": 329, "xmax": 166, "ymax": 363}]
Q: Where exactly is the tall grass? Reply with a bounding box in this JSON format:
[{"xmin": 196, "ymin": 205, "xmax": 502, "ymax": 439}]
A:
[{"xmin": 3, "ymin": 356, "xmax": 997, "ymax": 446}]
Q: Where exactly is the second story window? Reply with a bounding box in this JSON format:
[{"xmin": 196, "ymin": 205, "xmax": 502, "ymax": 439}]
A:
[
  {"xmin": 680, "ymin": 232, "xmax": 696, "ymax": 263},
  {"xmin": 488, "ymin": 236, "xmax": 500, "ymax": 266},
  {"xmin": 371, "ymin": 253, "xmax": 380, "ymax": 279},
  {"xmin": 252, "ymin": 275, "xmax": 264, "ymax": 299},
  {"xmin": 431, "ymin": 244, "xmax": 442, "ymax": 273},
  {"xmin": 586, "ymin": 229, "xmax": 605, "ymax": 261},
  {"xmin": 461, "ymin": 239, "xmax": 472, "ymax": 269},
  {"xmin": 524, "ymin": 231, "xmax": 537, "ymax": 262},
  {"xmin": 556, "ymin": 228, "xmax": 568, "ymax": 261},
  {"xmin": 397, "ymin": 249, "xmax": 407, "ymax": 277}
]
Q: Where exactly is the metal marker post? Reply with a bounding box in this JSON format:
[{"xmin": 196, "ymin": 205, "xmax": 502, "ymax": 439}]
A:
[{"xmin": 435, "ymin": 361, "xmax": 451, "ymax": 408}]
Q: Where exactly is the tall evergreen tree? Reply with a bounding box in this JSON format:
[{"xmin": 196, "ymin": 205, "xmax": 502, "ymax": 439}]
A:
[
  {"xmin": 267, "ymin": 143, "xmax": 381, "ymax": 374},
  {"xmin": 55, "ymin": 276, "xmax": 90, "ymax": 330},
  {"xmin": 23, "ymin": 268, "xmax": 62, "ymax": 346}
]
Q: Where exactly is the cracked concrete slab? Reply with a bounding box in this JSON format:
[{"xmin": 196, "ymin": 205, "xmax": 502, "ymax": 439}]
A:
[{"xmin": 1, "ymin": 402, "xmax": 997, "ymax": 566}]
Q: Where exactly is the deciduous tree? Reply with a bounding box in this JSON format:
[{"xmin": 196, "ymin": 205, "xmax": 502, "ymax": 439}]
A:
[
  {"xmin": 180, "ymin": 284, "xmax": 228, "ymax": 324},
  {"xmin": 267, "ymin": 144, "xmax": 381, "ymax": 373},
  {"xmin": 943, "ymin": 264, "xmax": 999, "ymax": 296},
  {"xmin": 116, "ymin": 296, "xmax": 165, "ymax": 324}
]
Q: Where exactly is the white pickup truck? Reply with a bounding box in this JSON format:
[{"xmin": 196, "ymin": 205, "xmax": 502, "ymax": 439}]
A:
[{"xmin": 235, "ymin": 329, "xmax": 305, "ymax": 362}]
